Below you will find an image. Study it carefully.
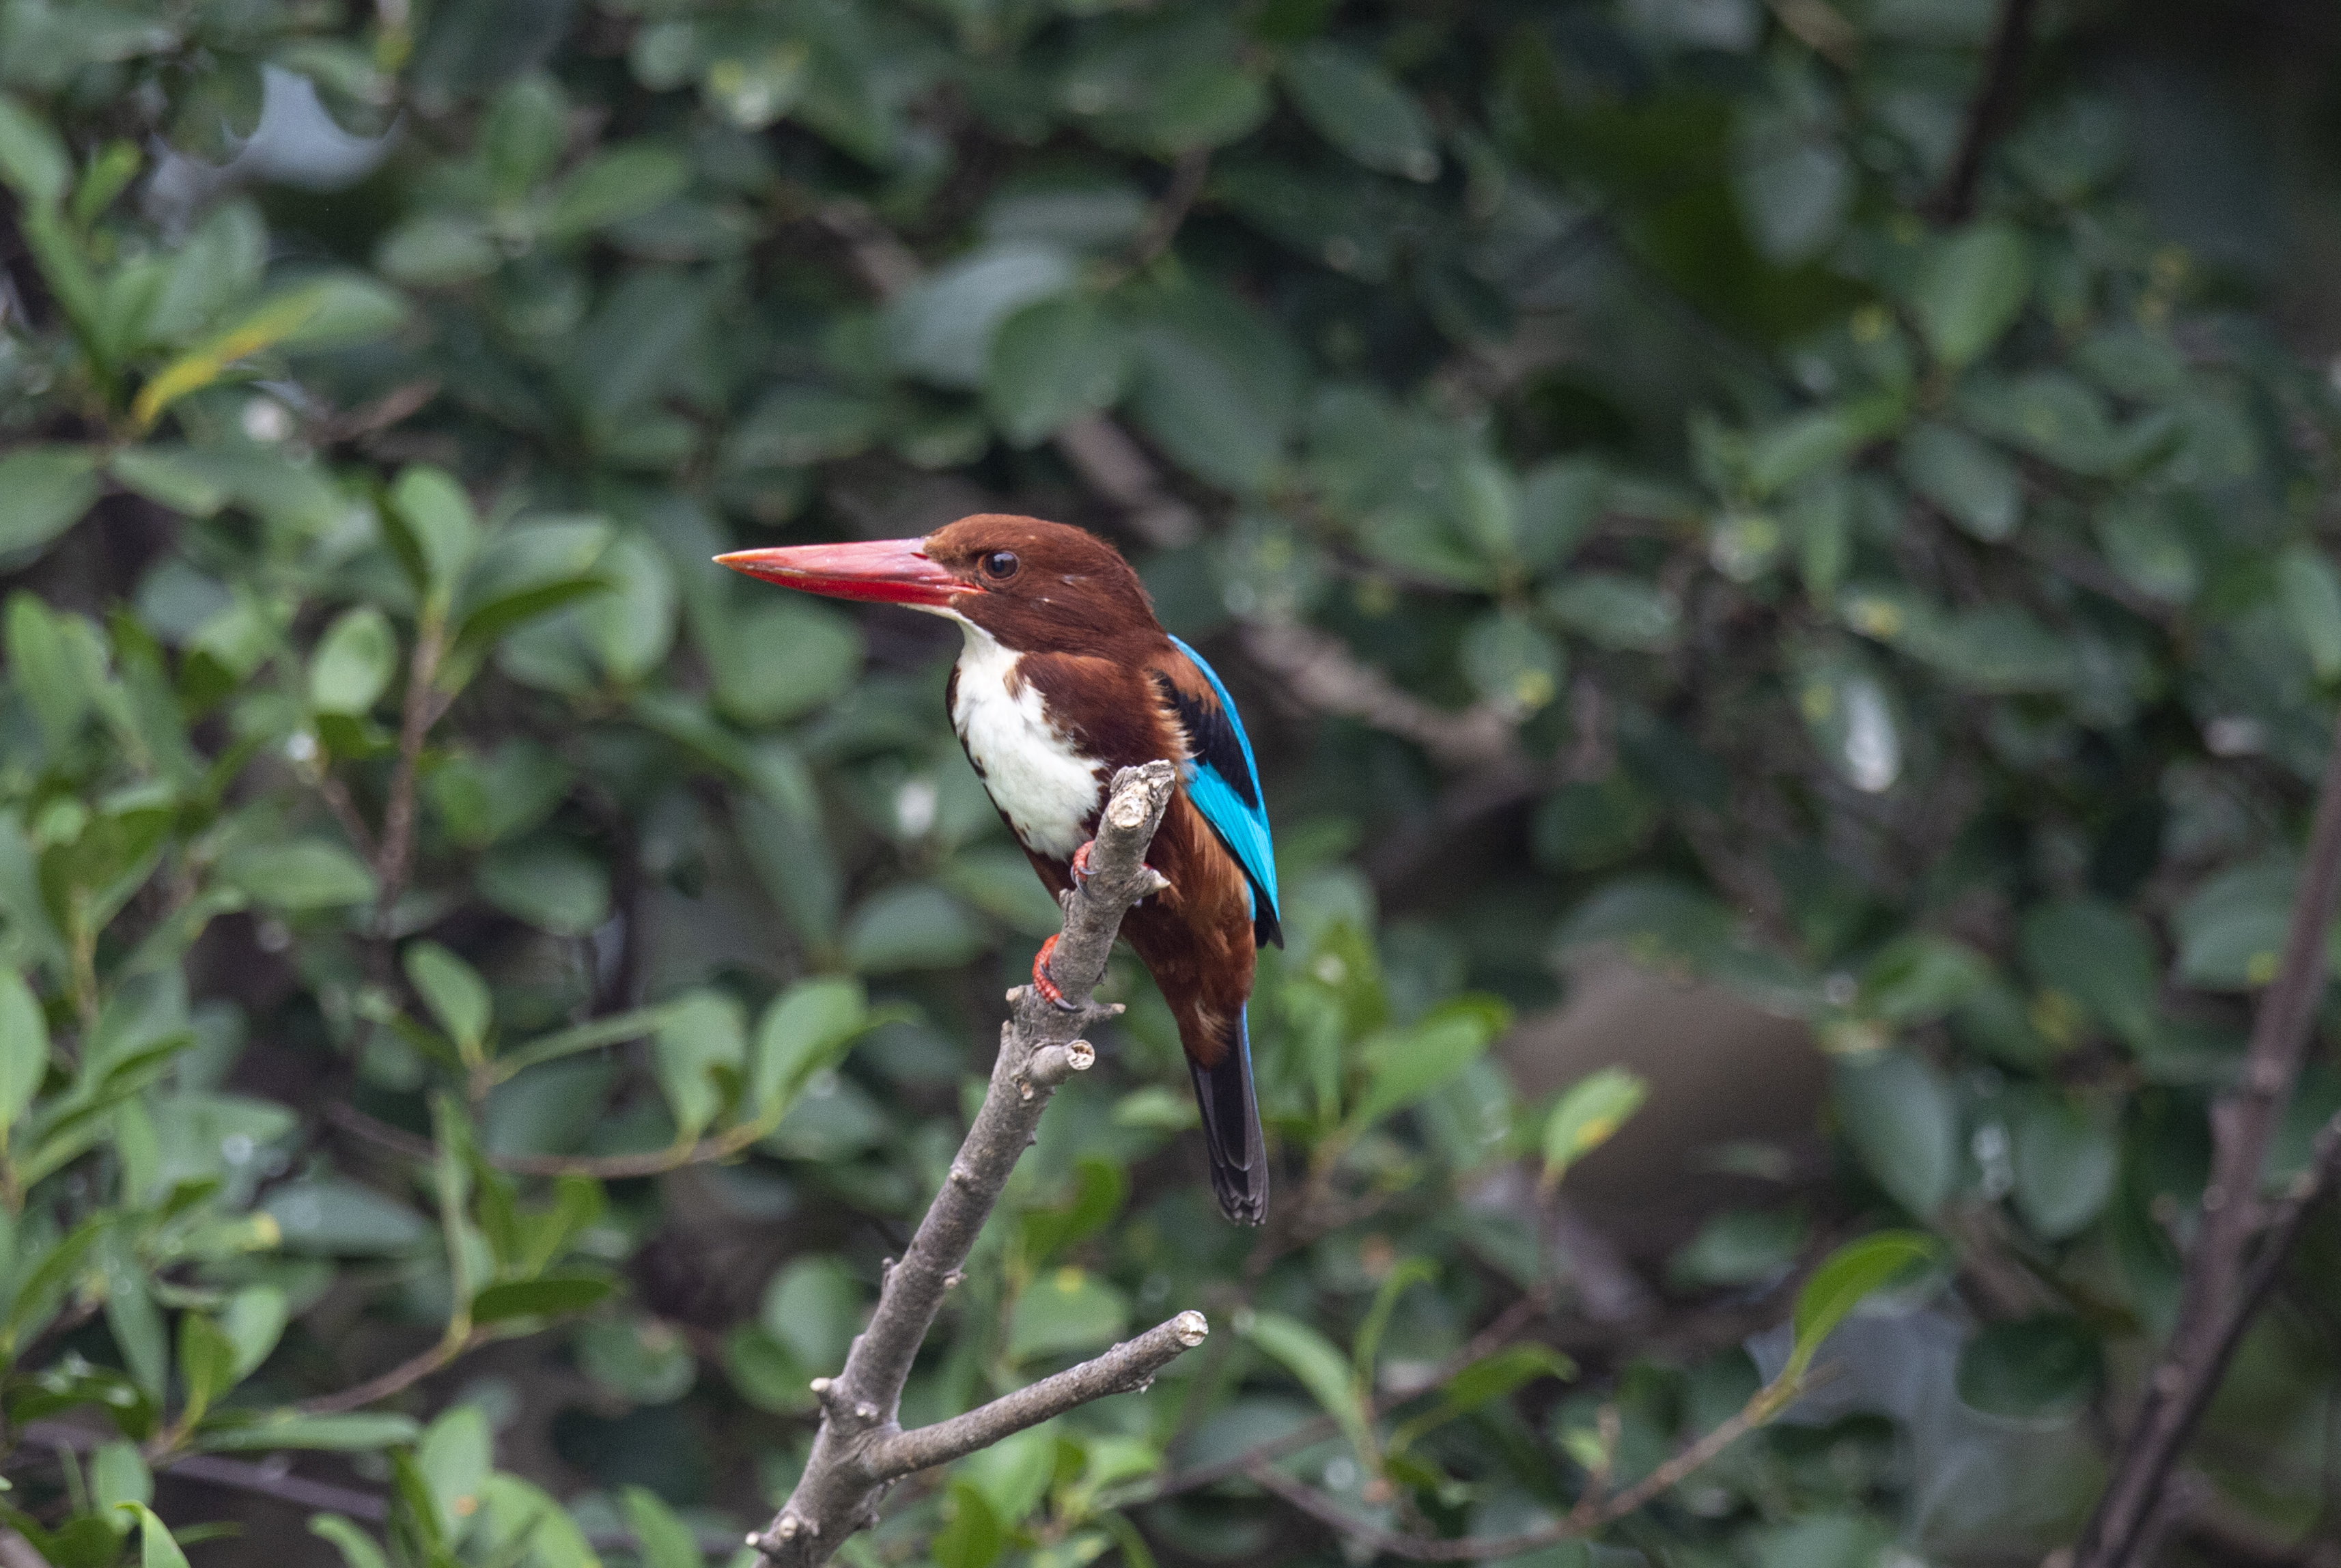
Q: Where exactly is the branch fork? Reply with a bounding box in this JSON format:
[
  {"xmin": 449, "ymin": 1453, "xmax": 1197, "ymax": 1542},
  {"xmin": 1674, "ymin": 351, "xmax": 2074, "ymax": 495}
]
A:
[{"xmin": 749, "ymin": 761, "xmax": 1209, "ymax": 1567}]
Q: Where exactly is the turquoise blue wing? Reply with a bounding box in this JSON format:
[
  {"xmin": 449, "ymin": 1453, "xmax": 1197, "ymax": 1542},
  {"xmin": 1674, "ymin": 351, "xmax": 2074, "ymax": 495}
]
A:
[{"xmin": 1166, "ymin": 635, "xmax": 1280, "ymax": 948}]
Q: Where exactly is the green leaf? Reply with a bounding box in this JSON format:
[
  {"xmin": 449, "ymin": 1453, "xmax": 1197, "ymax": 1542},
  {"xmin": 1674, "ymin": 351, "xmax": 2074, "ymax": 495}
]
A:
[
  {"xmin": 888, "ymin": 244, "xmax": 1078, "ymax": 390},
  {"xmin": 404, "ymin": 941, "xmax": 492, "ymax": 1059},
  {"xmin": 308, "ymin": 606, "xmax": 398, "ymax": 715},
  {"xmin": 309, "ymin": 1514, "xmax": 393, "ymax": 1568},
  {"xmin": 1911, "ymin": 225, "xmax": 2030, "ymax": 368},
  {"xmin": 620, "ymin": 1486, "xmax": 703, "ymax": 1568},
  {"xmin": 985, "ymin": 294, "xmax": 1130, "ymax": 446},
  {"xmin": 387, "ymin": 465, "xmax": 480, "ymax": 596},
  {"xmin": 0, "ymin": 94, "xmax": 70, "ymax": 206},
  {"xmin": 2174, "ymin": 858, "xmax": 2293, "ymax": 990},
  {"xmin": 217, "ymin": 1285, "xmax": 288, "ymax": 1381},
  {"xmin": 1787, "ymin": 1230, "xmax": 1936, "ymax": 1381},
  {"xmin": 1281, "ymin": 42, "xmax": 1438, "ymax": 180},
  {"xmin": 544, "ymin": 144, "xmax": 690, "ymax": 241},
  {"xmin": 1243, "ymin": 1308, "xmax": 1374, "ymax": 1464},
  {"xmin": 759, "ymin": 1256, "xmax": 865, "ymax": 1373},
  {"xmin": 177, "ymin": 1311, "xmax": 238, "ymax": 1425},
  {"xmin": 417, "ymin": 1404, "xmax": 492, "ymax": 1546},
  {"xmin": 470, "ymin": 1276, "xmax": 615, "ymax": 1325},
  {"xmin": 1539, "ymin": 1066, "xmax": 1649, "ymax": 1190},
  {"xmin": 2278, "ymin": 545, "xmax": 2341, "ymax": 682},
  {"xmin": 1349, "ymin": 996, "xmax": 1509, "ymax": 1131},
  {"xmin": 0, "ymin": 445, "xmax": 101, "ymax": 558},
  {"xmin": 479, "ymin": 841, "xmax": 611, "ymax": 937},
  {"xmin": 1833, "ymin": 1051, "xmax": 1957, "ymax": 1216},
  {"xmin": 1431, "ymin": 1343, "xmax": 1577, "ymax": 1418},
  {"xmin": 2008, "ymin": 1091, "xmax": 2117, "ymax": 1240},
  {"xmin": 0, "ymin": 968, "xmax": 49, "ymax": 1137},
  {"xmin": 1544, "ymin": 573, "xmax": 1680, "ymax": 651},
  {"xmin": 200, "ymin": 1413, "xmax": 422, "ymax": 1453},
  {"xmin": 221, "ymin": 841, "xmax": 377, "ymax": 911},
  {"xmin": 261, "ymin": 1177, "xmax": 427, "ymax": 1255},
  {"xmin": 934, "ymin": 1481, "xmax": 1003, "ymax": 1568},
  {"xmin": 377, "ymin": 214, "xmax": 499, "ymax": 285},
  {"xmin": 2096, "ymin": 494, "xmax": 2200, "ymax": 604},
  {"xmin": 116, "ymin": 1504, "xmax": 191, "ymax": 1568},
  {"xmin": 1899, "ymin": 422, "xmax": 2021, "ymax": 542},
  {"xmin": 842, "ymin": 882, "xmax": 986, "ymax": 972},
  {"xmin": 751, "ymin": 976, "xmax": 869, "ymax": 1120},
  {"xmin": 2020, "ymin": 898, "xmax": 2157, "ymax": 1049},
  {"xmin": 1008, "ymin": 1266, "xmax": 1130, "ymax": 1362},
  {"xmin": 652, "ymin": 988, "xmax": 747, "ymax": 1143},
  {"xmin": 705, "ymin": 598, "xmax": 863, "ymax": 727},
  {"xmin": 1954, "ymin": 1315, "xmax": 2102, "ymax": 1419},
  {"xmin": 92, "ymin": 1438, "xmax": 152, "ymax": 1513}
]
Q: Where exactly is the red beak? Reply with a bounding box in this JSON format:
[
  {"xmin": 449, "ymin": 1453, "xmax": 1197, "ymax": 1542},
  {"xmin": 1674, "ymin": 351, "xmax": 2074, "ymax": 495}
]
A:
[{"xmin": 714, "ymin": 538, "xmax": 970, "ymax": 608}]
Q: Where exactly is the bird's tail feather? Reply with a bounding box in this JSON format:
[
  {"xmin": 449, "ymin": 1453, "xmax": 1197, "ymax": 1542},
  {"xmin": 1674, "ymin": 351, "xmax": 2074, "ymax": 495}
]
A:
[{"xmin": 1188, "ymin": 1007, "xmax": 1268, "ymax": 1226}]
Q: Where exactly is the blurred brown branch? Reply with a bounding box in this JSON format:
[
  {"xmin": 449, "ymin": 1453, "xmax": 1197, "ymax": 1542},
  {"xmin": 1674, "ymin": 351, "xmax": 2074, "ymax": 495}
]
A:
[{"xmin": 2075, "ymin": 718, "xmax": 2341, "ymax": 1567}]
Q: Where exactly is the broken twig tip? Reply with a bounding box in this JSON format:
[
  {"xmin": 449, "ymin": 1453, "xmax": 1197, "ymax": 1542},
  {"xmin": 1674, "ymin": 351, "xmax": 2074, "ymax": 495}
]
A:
[{"xmin": 1173, "ymin": 1309, "xmax": 1209, "ymax": 1347}]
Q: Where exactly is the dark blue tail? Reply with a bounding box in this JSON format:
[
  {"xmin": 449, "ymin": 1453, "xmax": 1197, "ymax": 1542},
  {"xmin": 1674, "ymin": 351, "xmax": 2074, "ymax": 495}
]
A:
[{"xmin": 1188, "ymin": 1006, "xmax": 1268, "ymax": 1225}]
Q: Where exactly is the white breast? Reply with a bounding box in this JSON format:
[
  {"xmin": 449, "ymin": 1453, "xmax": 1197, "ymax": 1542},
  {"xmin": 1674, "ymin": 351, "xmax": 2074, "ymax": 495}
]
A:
[{"xmin": 949, "ymin": 622, "xmax": 1102, "ymax": 860}]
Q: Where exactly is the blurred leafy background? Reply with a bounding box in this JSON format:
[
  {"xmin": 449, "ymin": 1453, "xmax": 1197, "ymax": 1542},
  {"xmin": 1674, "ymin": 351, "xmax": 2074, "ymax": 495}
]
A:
[{"xmin": 5, "ymin": 0, "xmax": 2341, "ymax": 1564}]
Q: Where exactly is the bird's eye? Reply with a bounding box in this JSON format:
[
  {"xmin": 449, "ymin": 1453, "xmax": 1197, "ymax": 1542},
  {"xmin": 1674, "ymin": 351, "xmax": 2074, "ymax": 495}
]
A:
[{"xmin": 980, "ymin": 550, "xmax": 1020, "ymax": 580}]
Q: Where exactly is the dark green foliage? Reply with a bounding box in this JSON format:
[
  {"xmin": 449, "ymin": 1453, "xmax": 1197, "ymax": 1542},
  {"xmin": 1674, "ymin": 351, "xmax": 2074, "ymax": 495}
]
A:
[{"xmin": 3, "ymin": 2, "xmax": 2341, "ymax": 1567}]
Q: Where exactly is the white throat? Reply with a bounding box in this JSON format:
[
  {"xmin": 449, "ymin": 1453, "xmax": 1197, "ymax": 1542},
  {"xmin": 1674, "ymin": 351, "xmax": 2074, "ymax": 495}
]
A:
[{"xmin": 947, "ymin": 620, "xmax": 1102, "ymax": 860}]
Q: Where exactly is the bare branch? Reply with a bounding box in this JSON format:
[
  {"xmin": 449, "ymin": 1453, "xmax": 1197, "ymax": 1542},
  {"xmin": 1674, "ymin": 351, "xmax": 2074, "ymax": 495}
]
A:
[
  {"xmin": 747, "ymin": 763, "xmax": 1207, "ymax": 1567},
  {"xmin": 871, "ymin": 1313, "xmax": 1207, "ymax": 1478},
  {"xmin": 1241, "ymin": 1388, "xmax": 1767, "ymax": 1562},
  {"xmin": 18, "ymin": 1419, "xmax": 389, "ymax": 1522},
  {"xmin": 2076, "ymin": 718, "xmax": 2341, "ymax": 1568},
  {"xmin": 1238, "ymin": 618, "xmax": 1520, "ymax": 770},
  {"xmin": 1923, "ymin": 0, "xmax": 2041, "ymax": 225},
  {"xmin": 294, "ymin": 1328, "xmax": 487, "ymax": 1416}
]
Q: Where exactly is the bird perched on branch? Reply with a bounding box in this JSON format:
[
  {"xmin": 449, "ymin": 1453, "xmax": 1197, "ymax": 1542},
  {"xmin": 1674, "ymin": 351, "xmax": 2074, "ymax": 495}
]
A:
[{"xmin": 717, "ymin": 516, "xmax": 1281, "ymax": 1224}]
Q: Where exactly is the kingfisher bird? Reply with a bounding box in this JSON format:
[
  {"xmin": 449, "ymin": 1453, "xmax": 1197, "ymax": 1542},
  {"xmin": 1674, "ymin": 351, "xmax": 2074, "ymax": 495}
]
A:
[{"xmin": 716, "ymin": 515, "xmax": 1281, "ymax": 1224}]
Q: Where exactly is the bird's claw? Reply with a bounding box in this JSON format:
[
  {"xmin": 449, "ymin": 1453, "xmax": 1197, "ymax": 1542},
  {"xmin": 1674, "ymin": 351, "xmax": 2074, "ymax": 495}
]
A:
[
  {"xmin": 1068, "ymin": 839, "xmax": 1164, "ymax": 897},
  {"xmin": 1031, "ymin": 934, "xmax": 1079, "ymax": 1012}
]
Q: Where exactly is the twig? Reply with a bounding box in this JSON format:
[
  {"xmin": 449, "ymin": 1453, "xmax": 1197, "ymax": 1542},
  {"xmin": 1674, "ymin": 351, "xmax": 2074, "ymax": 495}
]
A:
[
  {"xmin": 2075, "ymin": 718, "xmax": 2341, "ymax": 1568},
  {"xmin": 372, "ymin": 622, "xmax": 449, "ymax": 942},
  {"xmin": 746, "ymin": 763, "xmax": 1207, "ymax": 1567},
  {"xmin": 16, "ymin": 1420, "xmax": 389, "ymax": 1521},
  {"xmin": 1127, "ymin": 148, "xmax": 1209, "ymax": 272},
  {"xmin": 1241, "ymin": 1391, "xmax": 1767, "ymax": 1561},
  {"xmin": 294, "ymin": 1328, "xmax": 488, "ymax": 1416},
  {"xmin": 1237, "ymin": 618, "xmax": 1519, "ymax": 770},
  {"xmin": 1140, "ymin": 1293, "xmax": 1550, "ymax": 1504},
  {"xmin": 1922, "ymin": 0, "xmax": 2041, "ymax": 225},
  {"xmin": 328, "ymin": 1099, "xmax": 763, "ymax": 1179}
]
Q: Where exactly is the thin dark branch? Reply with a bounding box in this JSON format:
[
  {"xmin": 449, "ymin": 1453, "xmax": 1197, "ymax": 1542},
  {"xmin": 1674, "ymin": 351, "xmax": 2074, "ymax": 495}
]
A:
[
  {"xmin": 326, "ymin": 1100, "xmax": 755, "ymax": 1179},
  {"xmin": 294, "ymin": 1328, "xmax": 487, "ymax": 1416},
  {"xmin": 1127, "ymin": 148, "xmax": 1209, "ymax": 271},
  {"xmin": 1139, "ymin": 1293, "xmax": 1550, "ymax": 1504},
  {"xmin": 1923, "ymin": 0, "xmax": 2041, "ymax": 225},
  {"xmin": 747, "ymin": 764, "xmax": 1205, "ymax": 1567},
  {"xmin": 2075, "ymin": 718, "xmax": 2341, "ymax": 1568},
  {"xmin": 16, "ymin": 1420, "xmax": 388, "ymax": 1522},
  {"xmin": 1240, "ymin": 1391, "xmax": 1765, "ymax": 1562}
]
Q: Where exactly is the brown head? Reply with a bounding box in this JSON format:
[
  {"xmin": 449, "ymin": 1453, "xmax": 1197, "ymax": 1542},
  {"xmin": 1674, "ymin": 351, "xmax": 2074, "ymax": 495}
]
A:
[{"xmin": 715, "ymin": 514, "xmax": 1163, "ymax": 657}]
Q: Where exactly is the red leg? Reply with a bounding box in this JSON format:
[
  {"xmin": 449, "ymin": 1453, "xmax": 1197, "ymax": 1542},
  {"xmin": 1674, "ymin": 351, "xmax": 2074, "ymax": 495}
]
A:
[
  {"xmin": 1067, "ymin": 838, "xmax": 1164, "ymax": 895},
  {"xmin": 1031, "ymin": 934, "xmax": 1077, "ymax": 1011}
]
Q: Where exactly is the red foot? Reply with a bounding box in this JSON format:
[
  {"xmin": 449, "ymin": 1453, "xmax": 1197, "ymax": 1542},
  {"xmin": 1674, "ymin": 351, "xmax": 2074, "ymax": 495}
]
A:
[
  {"xmin": 1031, "ymin": 934, "xmax": 1078, "ymax": 1011},
  {"xmin": 1068, "ymin": 839, "xmax": 1163, "ymax": 896}
]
